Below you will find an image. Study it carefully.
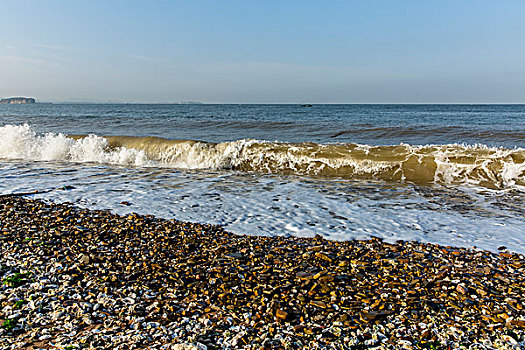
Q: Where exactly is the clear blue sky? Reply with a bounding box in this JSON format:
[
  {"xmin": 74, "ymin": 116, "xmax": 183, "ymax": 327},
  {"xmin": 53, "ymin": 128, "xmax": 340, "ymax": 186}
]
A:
[{"xmin": 1, "ymin": 0, "xmax": 525, "ymax": 103}]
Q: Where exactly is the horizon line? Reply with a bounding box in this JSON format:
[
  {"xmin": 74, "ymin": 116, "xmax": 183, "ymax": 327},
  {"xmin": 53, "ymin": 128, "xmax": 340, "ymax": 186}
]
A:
[{"xmin": 16, "ymin": 101, "xmax": 525, "ymax": 105}]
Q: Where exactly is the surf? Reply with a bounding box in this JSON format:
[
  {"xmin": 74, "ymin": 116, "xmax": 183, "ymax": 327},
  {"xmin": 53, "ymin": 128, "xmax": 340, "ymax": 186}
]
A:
[{"xmin": 1, "ymin": 124, "xmax": 524, "ymax": 189}]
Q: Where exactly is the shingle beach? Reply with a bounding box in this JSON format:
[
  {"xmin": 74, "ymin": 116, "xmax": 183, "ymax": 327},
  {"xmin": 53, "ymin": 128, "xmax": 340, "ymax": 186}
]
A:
[{"xmin": 1, "ymin": 196, "xmax": 524, "ymax": 349}]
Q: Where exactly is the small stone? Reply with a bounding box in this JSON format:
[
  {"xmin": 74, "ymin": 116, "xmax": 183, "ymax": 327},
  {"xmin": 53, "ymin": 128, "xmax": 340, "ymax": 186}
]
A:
[
  {"xmin": 309, "ymin": 301, "xmax": 327, "ymax": 308},
  {"xmin": 315, "ymin": 252, "xmax": 332, "ymax": 262},
  {"xmin": 510, "ymin": 320, "xmax": 525, "ymax": 328},
  {"xmin": 456, "ymin": 284, "xmax": 467, "ymax": 295},
  {"xmin": 421, "ymin": 329, "xmax": 431, "ymax": 339},
  {"xmin": 79, "ymin": 254, "xmax": 90, "ymax": 264},
  {"xmin": 276, "ymin": 309, "xmax": 288, "ymax": 320},
  {"xmin": 171, "ymin": 345, "xmax": 203, "ymax": 350}
]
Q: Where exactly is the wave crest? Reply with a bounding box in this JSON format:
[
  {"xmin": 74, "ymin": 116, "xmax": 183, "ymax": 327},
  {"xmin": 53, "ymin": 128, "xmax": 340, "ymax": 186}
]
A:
[
  {"xmin": 1, "ymin": 124, "xmax": 524, "ymax": 189},
  {"xmin": 0, "ymin": 124, "xmax": 149, "ymax": 166}
]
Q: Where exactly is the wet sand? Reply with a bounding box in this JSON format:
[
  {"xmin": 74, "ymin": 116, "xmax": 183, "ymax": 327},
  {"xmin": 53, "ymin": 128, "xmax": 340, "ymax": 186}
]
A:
[{"xmin": 1, "ymin": 196, "xmax": 524, "ymax": 349}]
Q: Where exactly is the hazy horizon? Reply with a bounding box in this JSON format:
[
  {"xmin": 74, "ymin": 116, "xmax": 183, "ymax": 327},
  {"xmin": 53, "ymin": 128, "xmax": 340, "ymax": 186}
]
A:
[
  {"xmin": 5, "ymin": 101, "xmax": 525, "ymax": 105},
  {"xmin": 2, "ymin": 1, "xmax": 525, "ymax": 104}
]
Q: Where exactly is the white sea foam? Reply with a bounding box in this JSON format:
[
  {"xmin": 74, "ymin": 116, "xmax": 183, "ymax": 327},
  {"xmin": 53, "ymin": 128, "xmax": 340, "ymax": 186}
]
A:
[
  {"xmin": 0, "ymin": 161, "xmax": 523, "ymax": 254},
  {"xmin": 0, "ymin": 124, "xmax": 150, "ymax": 166}
]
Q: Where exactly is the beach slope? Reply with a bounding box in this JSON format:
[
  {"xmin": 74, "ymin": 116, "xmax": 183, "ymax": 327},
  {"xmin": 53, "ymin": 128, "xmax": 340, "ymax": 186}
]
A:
[{"xmin": 1, "ymin": 196, "xmax": 524, "ymax": 349}]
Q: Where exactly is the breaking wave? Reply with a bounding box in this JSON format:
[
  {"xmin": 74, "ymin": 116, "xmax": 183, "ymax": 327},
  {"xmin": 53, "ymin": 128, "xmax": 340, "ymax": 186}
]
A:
[{"xmin": 1, "ymin": 124, "xmax": 524, "ymax": 189}]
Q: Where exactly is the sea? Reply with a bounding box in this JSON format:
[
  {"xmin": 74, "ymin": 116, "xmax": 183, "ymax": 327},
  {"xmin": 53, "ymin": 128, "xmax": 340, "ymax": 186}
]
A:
[{"xmin": 0, "ymin": 104, "xmax": 524, "ymax": 253}]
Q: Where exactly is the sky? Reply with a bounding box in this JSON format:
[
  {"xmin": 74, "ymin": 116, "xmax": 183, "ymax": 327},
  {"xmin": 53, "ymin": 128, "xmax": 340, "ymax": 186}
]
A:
[{"xmin": 1, "ymin": 0, "xmax": 525, "ymax": 103}]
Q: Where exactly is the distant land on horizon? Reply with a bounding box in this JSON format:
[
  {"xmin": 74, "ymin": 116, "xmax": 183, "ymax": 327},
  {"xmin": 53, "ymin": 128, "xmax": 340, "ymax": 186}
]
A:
[{"xmin": 0, "ymin": 97, "xmax": 36, "ymax": 104}]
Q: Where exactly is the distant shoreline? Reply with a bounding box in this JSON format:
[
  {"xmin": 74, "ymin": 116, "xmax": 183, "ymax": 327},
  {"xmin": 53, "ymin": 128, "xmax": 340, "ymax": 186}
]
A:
[{"xmin": 0, "ymin": 97, "xmax": 36, "ymax": 104}]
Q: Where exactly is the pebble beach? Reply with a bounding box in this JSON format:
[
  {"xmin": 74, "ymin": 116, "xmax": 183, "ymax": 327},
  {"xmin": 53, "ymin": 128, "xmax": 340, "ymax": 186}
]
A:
[
  {"xmin": 3, "ymin": 0, "xmax": 525, "ymax": 347},
  {"xmin": 1, "ymin": 195, "xmax": 524, "ymax": 349}
]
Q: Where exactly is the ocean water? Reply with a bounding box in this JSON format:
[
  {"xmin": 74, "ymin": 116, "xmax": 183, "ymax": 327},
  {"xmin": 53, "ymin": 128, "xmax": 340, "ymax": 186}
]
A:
[{"xmin": 0, "ymin": 104, "xmax": 524, "ymax": 253}]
